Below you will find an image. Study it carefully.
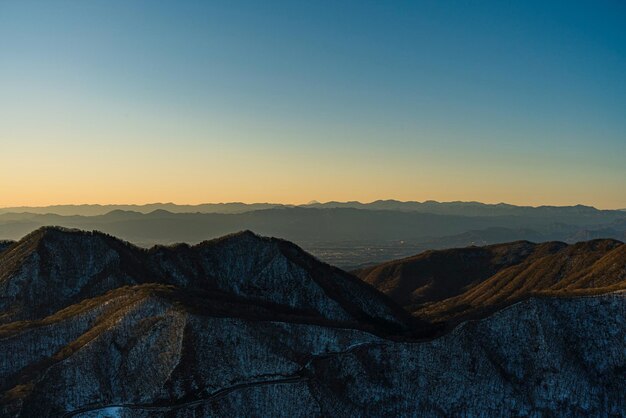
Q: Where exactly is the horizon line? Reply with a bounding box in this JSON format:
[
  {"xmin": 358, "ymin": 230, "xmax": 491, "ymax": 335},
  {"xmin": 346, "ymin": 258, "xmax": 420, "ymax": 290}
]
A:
[{"xmin": 0, "ymin": 200, "xmax": 623, "ymax": 211}]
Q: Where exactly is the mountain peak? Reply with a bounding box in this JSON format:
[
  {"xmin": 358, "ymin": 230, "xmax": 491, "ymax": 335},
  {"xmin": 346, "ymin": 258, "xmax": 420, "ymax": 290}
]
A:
[
  {"xmin": 194, "ymin": 229, "xmax": 268, "ymax": 249},
  {"xmin": 229, "ymin": 229, "xmax": 260, "ymax": 238},
  {"xmin": 146, "ymin": 209, "xmax": 175, "ymax": 216},
  {"xmin": 0, "ymin": 228, "xmax": 414, "ymax": 334}
]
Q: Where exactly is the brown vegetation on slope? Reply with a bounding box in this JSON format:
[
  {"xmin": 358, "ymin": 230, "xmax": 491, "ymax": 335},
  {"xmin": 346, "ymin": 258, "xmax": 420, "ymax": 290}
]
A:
[
  {"xmin": 354, "ymin": 241, "xmax": 566, "ymax": 309},
  {"xmin": 355, "ymin": 239, "xmax": 626, "ymax": 324}
]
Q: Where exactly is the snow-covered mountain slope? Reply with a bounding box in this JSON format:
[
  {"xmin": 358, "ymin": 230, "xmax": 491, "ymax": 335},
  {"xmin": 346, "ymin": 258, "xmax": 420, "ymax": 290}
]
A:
[{"xmin": 1, "ymin": 228, "xmax": 624, "ymax": 416}]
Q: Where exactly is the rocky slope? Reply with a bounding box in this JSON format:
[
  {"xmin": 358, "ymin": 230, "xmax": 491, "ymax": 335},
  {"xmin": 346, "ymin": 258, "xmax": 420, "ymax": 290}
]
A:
[
  {"xmin": 0, "ymin": 227, "xmax": 412, "ymax": 333},
  {"xmin": 2, "ymin": 287, "xmax": 624, "ymax": 417},
  {"xmin": 1, "ymin": 228, "xmax": 625, "ymax": 417}
]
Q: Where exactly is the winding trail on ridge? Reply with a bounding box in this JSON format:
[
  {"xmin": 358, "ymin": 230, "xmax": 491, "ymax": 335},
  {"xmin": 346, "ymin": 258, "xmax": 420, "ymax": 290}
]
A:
[{"xmin": 62, "ymin": 341, "xmax": 381, "ymax": 417}]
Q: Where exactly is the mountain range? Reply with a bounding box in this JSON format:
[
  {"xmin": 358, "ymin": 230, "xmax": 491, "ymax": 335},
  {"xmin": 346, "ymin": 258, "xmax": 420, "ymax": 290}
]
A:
[
  {"xmin": 1, "ymin": 200, "xmax": 623, "ymax": 217},
  {"xmin": 0, "ymin": 227, "xmax": 625, "ymax": 416},
  {"xmin": 1, "ymin": 203, "xmax": 625, "ymax": 269}
]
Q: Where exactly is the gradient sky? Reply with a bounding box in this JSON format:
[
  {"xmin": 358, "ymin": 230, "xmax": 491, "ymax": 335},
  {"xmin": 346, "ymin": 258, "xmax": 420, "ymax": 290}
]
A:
[{"xmin": 1, "ymin": 1, "xmax": 625, "ymax": 208}]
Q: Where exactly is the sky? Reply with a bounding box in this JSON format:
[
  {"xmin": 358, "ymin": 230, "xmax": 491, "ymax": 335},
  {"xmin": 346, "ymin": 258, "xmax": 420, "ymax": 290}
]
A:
[{"xmin": 1, "ymin": 0, "xmax": 625, "ymax": 208}]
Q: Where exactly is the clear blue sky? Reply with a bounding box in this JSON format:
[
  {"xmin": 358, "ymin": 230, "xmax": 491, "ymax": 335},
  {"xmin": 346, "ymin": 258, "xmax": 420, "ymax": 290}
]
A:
[{"xmin": 1, "ymin": 1, "xmax": 625, "ymax": 208}]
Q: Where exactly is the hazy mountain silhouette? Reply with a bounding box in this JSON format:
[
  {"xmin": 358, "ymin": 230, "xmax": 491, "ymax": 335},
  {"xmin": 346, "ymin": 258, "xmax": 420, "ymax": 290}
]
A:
[
  {"xmin": 303, "ymin": 199, "xmax": 623, "ymax": 217},
  {"xmin": 1, "ymin": 206, "xmax": 624, "ymax": 268},
  {"xmin": 0, "ymin": 202, "xmax": 283, "ymax": 216},
  {"xmin": 1, "ymin": 207, "xmax": 624, "ymax": 243},
  {"xmin": 2, "ymin": 200, "xmax": 624, "ymax": 219}
]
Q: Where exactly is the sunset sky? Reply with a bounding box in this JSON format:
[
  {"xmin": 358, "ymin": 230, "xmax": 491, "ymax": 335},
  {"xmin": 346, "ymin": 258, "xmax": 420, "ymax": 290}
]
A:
[{"xmin": 1, "ymin": 1, "xmax": 625, "ymax": 208}]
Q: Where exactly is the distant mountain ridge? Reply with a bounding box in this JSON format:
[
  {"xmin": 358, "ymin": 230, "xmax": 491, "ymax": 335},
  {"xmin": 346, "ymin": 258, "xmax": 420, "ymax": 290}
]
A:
[
  {"xmin": 1, "ymin": 200, "xmax": 622, "ymax": 217},
  {"xmin": 303, "ymin": 199, "xmax": 620, "ymax": 217},
  {"xmin": 1, "ymin": 205, "xmax": 625, "ymax": 269},
  {"xmin": 0, "ymin": 202, "xmax": 283, "ymax": 216},
  {"xmin": 1, "ymin": 206, "xmax": 624, "ymax": 245}
]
